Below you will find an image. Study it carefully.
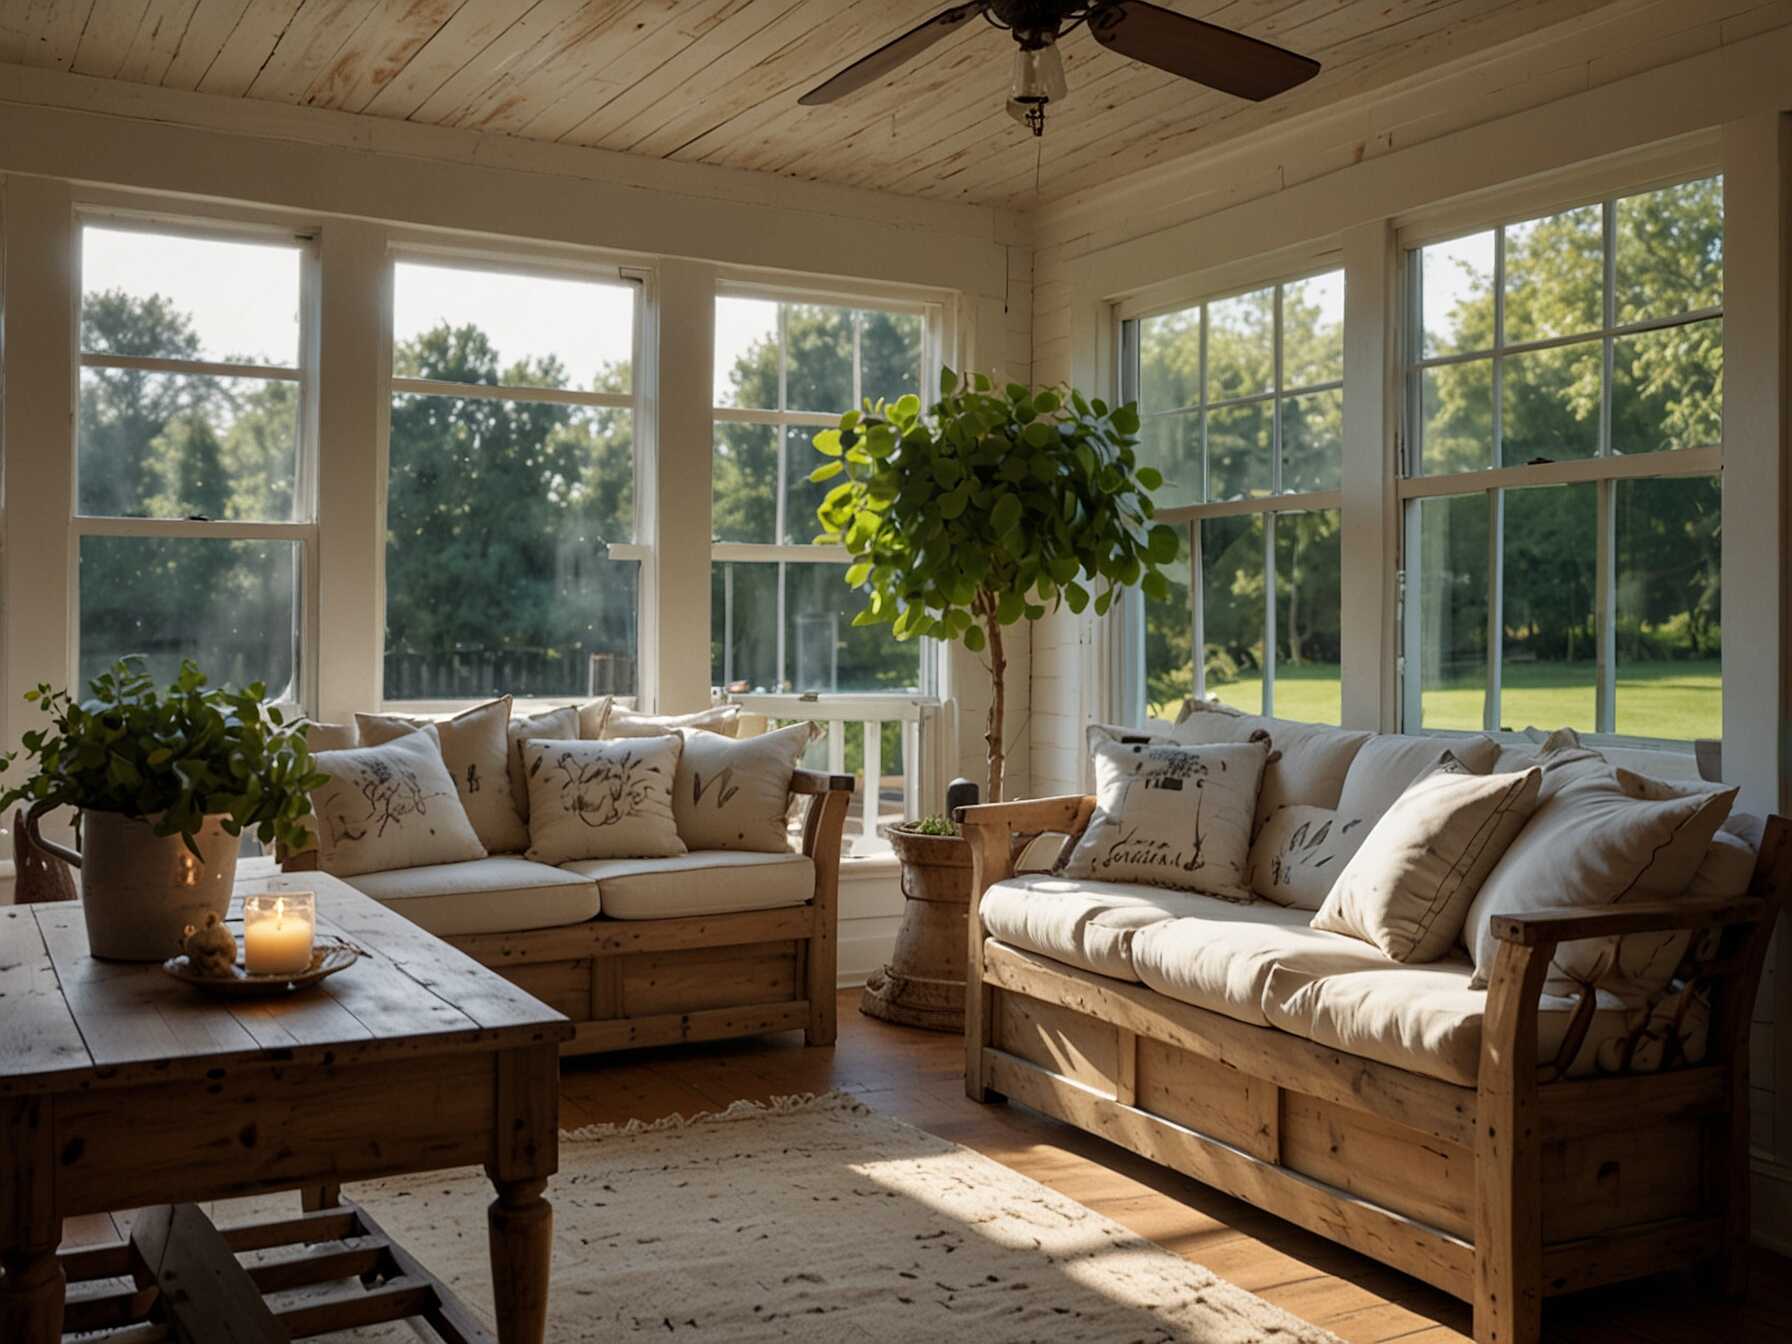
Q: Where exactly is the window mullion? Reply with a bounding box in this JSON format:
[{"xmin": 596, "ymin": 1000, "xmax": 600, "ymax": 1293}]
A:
[
  {"xmin": 1190, "ymin": 518, "xmax": 1206, "ymax": 704},
  {"xmin": 1595, "ymin": 478, "xmax": 1617, "ymax": 734},
  {"xmin": 1262, "ymin": 510, "xmax": 1277, "ymax": 718},
  {"xmin": 1484, "ymin": 487, "xmax": 1505, "ymax": 733}
]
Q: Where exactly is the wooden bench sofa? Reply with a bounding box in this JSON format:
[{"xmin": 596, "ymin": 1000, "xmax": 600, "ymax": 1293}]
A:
[
  {"xmin": 289, "ymin": 768, "xmax": 854, "ymax": 1056},
  {"xmin": 960, "ymin": 789, "xmax": 1789, "ymax": 1344}
]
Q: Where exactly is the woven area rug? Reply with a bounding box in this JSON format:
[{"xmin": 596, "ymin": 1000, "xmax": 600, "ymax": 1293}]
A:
[{"xmin": 256, "ymin": 1091, "xmax": 1337, "ymax": 1342}]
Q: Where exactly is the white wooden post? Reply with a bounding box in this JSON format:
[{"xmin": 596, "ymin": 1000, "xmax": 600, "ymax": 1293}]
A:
[
  {"xmin": 827, "ymin": 719, "xmax": 846, "ymax": 776},
  {"xmin": 860, "ymin": 719, "xmax": 882, "ymax": 848}
]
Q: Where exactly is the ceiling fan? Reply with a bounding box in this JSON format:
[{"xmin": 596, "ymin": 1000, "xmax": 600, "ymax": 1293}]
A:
[{"xmin": 798, "ymin": 1, "xmax": 1321, "ymax": 137}]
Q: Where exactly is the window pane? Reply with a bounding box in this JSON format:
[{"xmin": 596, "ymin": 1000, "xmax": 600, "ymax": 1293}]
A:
[
  {"xmin": 1199, "ymin": 513, "xmax": 1265, "ymax": 713},
  {"xmin": 78, "ymin": 369, "xmax": 299, "ymax": 520},
  {"xmin": 1280, "ymin": 388, "xmax": 1341, "ymax": 493},
  {"xmin": 1143, "ymin": 525, "xmax": 1193, "ymax": 721},
  {"xmin": 787, "ymin": 563, "xmax": 922, "ymax": 693},
  {"xmin": 859, "ymin": 310, "xmax": 924, "ymax": 407},
  {"xmin": 1413, "ymin": 494, "xmax": 1489, "ymax": 731},
  {"xmin": 1501, "ymin": 483, "xmax": 1597, "ymax": 733},
  {"xmin": 1282, "ymin": 271, "xmax": 1345, "ymax": 387},
  {"xmin": 386, "ymin": 392, "xmax": 637, "ymax": 699},
  {"xmin": 715, "ymin": 295, "xmax": 779, "ymax": 409},
  {"xmin": 784, "ymin": 425, "xmax": 836, "ymax": 545},
  {"xmin": 1137, "ymin": 411, "xmax": 1201, "ymax": 508},
  {"xmin": 393, "ymin": 261, "xmax": 634, "ymax": 393},
  {"xmin": 1419, "ymin": 230, "xmax": 1495, "ymax": 358},
  {"xmin": 1499, "ymin": 341, "xmax": 1601, "ymax": 464},
  {"xmin": 1206, "ymin": 400, "xmax": 1272, "ymax": 501},
  {"xmin": 1420, "ymin": 360, "xmax": 1493, "ymax": 475},
  {"xmin": 1502, "ymin": 205, "xmax": 1603, "ymax": 344},
  {"xmin": 1206, "ymin": 288, "xmax": 1274, "ymax": 400},
  {"xmin": 1615, "ymin": 476, "xmax": 1721, "ymax": 741},
  {"xmin": 712, "ymin": 561, "xmax": 779, "ymax": 692},
  {"xmin": 713, "ymin": 421, "xmax": 777, "ymax": 544},
  {"xmin": 79, "ymin": 536, "xmax": 298, "ymax": 697},
  {"xmin": 784, "ymin": 304, "xmax": 854, "ymax": 413},
  {"xmin": 1272, "ymin": 510, "xmax": 1342, "ymax": 724},
  {"xmin": 1616, "ymin": 177, "xmax": 1723, "ymax": 325},
  {"xmin": 81, "ymin": 226, "xmax": 301, "ymax": 366},
  {"xmin": 1139, "ymin": 308, "xmax": 1201, "ymax": 413},
  {"xmin": 1611, "ymin": 318, "xmax": 1722, "ymax": 454}
]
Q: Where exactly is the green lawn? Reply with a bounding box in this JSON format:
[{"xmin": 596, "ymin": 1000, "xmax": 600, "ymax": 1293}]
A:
[{"xmin": 1151, "ymin": 659, "xmax": 1722, "ymax": 742}]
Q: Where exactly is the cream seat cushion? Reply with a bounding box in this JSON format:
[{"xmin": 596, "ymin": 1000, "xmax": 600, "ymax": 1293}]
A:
[
  {"xmin": 979, "ymin": 876, "xmax": 1304, "ymax": 983},
  {"xmin": 561, "ymin": 850, "xmax": 814, "ymax": 920},
  {"xmin": 1131, "ymin": 916, "xmax": 1389, "ymax": 1027},
  {"xmin": 346, "ymin": 857, "xmax": 599, "ymax": 937}
]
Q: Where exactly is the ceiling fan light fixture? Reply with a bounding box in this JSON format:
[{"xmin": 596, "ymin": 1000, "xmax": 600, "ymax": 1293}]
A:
[{"xmin": 1009, "ymin": 38, "xmax": 1067, "ymax": 136}]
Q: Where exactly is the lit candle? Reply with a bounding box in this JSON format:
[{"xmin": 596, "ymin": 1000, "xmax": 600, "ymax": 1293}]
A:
[{"xmin": 243, "ymin": 890, "xmax": 316, "ymax": 976}]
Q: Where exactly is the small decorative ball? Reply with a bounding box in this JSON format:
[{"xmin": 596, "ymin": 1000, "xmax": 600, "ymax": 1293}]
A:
[{"xmin": 182, "ymin": 912, "xmax": 238, "ymax": 977}]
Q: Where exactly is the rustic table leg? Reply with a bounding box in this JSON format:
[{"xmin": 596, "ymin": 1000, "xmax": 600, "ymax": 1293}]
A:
[
  {"xmin": 300, "ymin": 1182, "xmax": 342, "ymax": 1211},
  {"xmin": 0, "ymin": 1239, "xmax": 65, "ymax": 1343},
  {"xmin": 487, "ymin": 1177, "xmax": 551, "ymax": 1344}
]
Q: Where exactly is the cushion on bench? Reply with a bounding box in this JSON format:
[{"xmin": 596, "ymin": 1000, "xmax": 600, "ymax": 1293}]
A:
[
  {"xmin": 981, "ymin": 876, "xmax": 1309, "ymax": 983},
  {"xmin": 346, "ymin": 857, "xmax": 599, "ymax": 937},
  {"xmin": 560, "ymin": 850, "xmax": 814, "ymax": 919},
  {"xmin": 1130, "ymin": 915, "xmax": 1390, "ymax": 1026}
]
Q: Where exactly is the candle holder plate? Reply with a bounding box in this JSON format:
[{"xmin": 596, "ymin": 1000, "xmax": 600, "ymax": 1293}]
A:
[{"xmin": 162, "ymin": 936, "xmax": 361, "ymax": 997}]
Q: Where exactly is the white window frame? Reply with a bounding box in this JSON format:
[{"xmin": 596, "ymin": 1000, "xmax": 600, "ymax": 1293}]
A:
[
  {"xmin": 380, "ymin": 244, "xmax": 648, "ymax": 711},
  {"xmin": 1114, "ymin": 264, "xmax": 1346, "ymax": 726},
  {"xmin": 1395, "ymin": 171, "xmax": 1725, "ymax": 746},
  {"xmin": 710, "ymin": 279, "xmax": 945, "ymax": 699},
  {"xmin": 70, "ymin": 207, "xmax": 321, "ymax": 709}
]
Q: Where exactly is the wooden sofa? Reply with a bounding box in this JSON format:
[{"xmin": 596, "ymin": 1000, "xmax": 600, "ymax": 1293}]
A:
[
  {"xmin": 960, "ymin": 792, "xmax": 1790, "ymax": 1344},
  {"xmin": 289, "ymin": 768, "xmax": 854, "ymax": 1056}
]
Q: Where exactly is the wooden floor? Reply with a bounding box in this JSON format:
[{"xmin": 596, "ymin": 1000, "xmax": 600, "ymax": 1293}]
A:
[{"xmin": 555, "ymin": 989, "xmax": 1792, "ymax": 1344}]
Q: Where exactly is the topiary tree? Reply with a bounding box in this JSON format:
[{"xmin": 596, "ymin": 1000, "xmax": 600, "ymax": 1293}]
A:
[{"xmin": 812, "ymin": 369, "xmax": 1178, "ymax": 802}]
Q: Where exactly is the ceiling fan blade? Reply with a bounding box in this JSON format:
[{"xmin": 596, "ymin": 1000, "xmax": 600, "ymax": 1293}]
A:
[
  {"xmin": 1088, "ymin": 1, "xmax": 1320, "ymax": 102},
  {"xmin": 799, "ymin": 3, "xmax": 985, "ymax": 106}
]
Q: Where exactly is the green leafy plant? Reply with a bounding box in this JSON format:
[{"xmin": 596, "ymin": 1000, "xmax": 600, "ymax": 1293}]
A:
[
  {"xmin": 813, "ymin": 368, "xmax": 1177, "ymax": 801},
  {"xmin": 903, "ymin": 814, "xmax": 959, "ymax": 838},
  {"xmin": 0, "ymin": 658, "xmax": 330, "ymax": 856}
]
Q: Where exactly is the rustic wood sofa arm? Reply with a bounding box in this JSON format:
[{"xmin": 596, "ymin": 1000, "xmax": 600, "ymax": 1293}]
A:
[
  {"xmin": 1489, "ymin": 897, "xmax": 1769, "ymax": 948},
  {"xmin": 958, "ymin": 795, "xmax": 1097, "ymax": 894}
]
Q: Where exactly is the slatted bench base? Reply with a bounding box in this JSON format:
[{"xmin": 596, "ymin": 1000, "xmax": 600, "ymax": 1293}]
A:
[{"xmin": 57, "ymin": 1200, "xmax": 492, "ymax": 1344}]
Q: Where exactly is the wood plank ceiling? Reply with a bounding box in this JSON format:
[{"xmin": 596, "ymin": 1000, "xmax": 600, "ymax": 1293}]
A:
[{"xmin": 0, "ymin": 1, "xmax": 1631, "ymax": 210}]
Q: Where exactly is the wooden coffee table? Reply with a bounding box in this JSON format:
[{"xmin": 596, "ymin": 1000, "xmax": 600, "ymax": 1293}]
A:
[{"xmin": 0, "ymin": 870, "xmax": 574, "ymax": 1343}]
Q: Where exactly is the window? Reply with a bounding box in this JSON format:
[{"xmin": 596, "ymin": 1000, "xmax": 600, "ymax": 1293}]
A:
[
  {"xmin": 384, "ymin": 257, "xmax": 641, "ymax": 703},
  {"xmin": 710, "ymin": 292, "xmax": 928, "ymax": 696},
  {"xmin": 1124, "ymin": 270, "xmax": 1346, "ymax": 724},
  {"xmin": 75, "ymin": 220, "xmax": 311, "ymax": 697},
  {"xmin": 1402, "ymin": 176, "xmax": 1723, "ymax": 742}
]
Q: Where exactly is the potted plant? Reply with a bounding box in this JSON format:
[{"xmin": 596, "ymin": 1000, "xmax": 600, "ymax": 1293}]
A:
[
  {"xmin": 1, "ymin": 658, "xmax": 329, "ymax": 961},
  {"xmin": 812, "ymin": 370, "xmax": 1177, "ymax": 1029}
]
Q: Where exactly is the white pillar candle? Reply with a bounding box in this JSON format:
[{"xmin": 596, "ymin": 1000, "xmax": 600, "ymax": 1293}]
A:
[{"xmin": 243, "ymin": 890, "xmax": 316, "ymax": 976}]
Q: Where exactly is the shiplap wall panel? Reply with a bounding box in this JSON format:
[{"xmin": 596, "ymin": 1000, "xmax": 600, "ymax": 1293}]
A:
[{"xmin": 0, "ymin": 0, "xmax": 1673, "ymax": 209}]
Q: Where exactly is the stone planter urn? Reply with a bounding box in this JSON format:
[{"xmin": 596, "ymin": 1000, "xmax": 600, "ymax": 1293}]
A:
[
  {"xmin": 26, "ymin": 808, "xmax": 240, "ymax": 962},
  {"xmin": 860, "ymin": 823, "xmax": 974, "ymax": 1033}
]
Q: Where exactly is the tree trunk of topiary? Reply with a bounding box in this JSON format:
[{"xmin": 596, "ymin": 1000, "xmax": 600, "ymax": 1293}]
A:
[{"xmin": 981, "ymin": 593, "xmax": 1006, "ymax": 804}]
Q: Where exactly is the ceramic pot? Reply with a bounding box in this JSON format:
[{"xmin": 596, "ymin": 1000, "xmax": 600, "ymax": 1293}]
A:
[
  {"xmin": 860, "ymin": 824, "xmax": 975, "ymax": 1033},
  {"xmin": 27, "ymin": 808, "xmax": 240, "ymax": 962}
]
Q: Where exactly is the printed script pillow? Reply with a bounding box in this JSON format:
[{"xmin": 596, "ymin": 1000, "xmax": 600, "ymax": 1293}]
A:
[
  {"xmin": 1461, "ymin": 767, "xmax": 1737, "ymax": 994},
  {"xmin": 1249, "ymin": 805, "xmax": 1367, "ymax": 911},
  {"xmin": 523, "ymin": 735, "xmax": 686, "ymax": 864},
  {"xmin": 1063, "ymin": 736, "xmax": 1269, "ymax": 901},
  {"xmin": 606, "ymin": 703, "xmax": 741, "ymax": 739},
  {"xmin": 507, "ymin": 706, "xmax": 580, "ymax": 823},
  {"xmin": 307, "ymin": 726, "xmax": 487, "ymax": 878},
  {"xmin": 1311, "ymin": 757, "xmax": 1543, "ymax": 963},
  {"xmin": 674, "ymin": 721, "xmax": 817, "ymax": 852},
  {"xmin": 357, "ymin": 696, "xmax": 528, "ymax": 854}
]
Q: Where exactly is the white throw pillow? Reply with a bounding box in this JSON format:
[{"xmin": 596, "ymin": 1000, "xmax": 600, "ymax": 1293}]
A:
[
  {"xmin": 1312, "ymin": 757, "xmax": 1543, "ymax": 963},
  {"xmin": 674, "ymin": 721, "xmax": 817, "ymax": 853},
  {"xmin": 358, "ymin": 697, "xmax": 529, "ymax": 854},
  {"xmin": 606, "ymin": 704, "xmax": 741, "ymax": 739},
  {"xmin": 1461, "ymin": 767, "xmax": 1737, "ymax": 994},
  {"xmin": 307, "ymin": 726, "xmax": 487, "ymax": 878},
  {"xmin": 523, "ymin": 734, "xmax": 686, "ymax": 864},
  {"xmin": 1063, "ymin": 736, "xmax": 1268, "ymax": 901},
  {"xmin": 507, "ymin": 706, "xmax": 580, "ymax": 822},
  {"xmin": 1249, "ymin": 804, "xmax": 1367, "ymax": 910}
]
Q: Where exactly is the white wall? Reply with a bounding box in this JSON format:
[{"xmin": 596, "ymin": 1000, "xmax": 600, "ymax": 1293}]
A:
[
  {"xmin": 1026, "ymin": 0, "xmax": 1792, "ymax": 1245},
  {"xmin": 0, "ymin": 63, "xmax": 1033, "ymax": 976}
]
